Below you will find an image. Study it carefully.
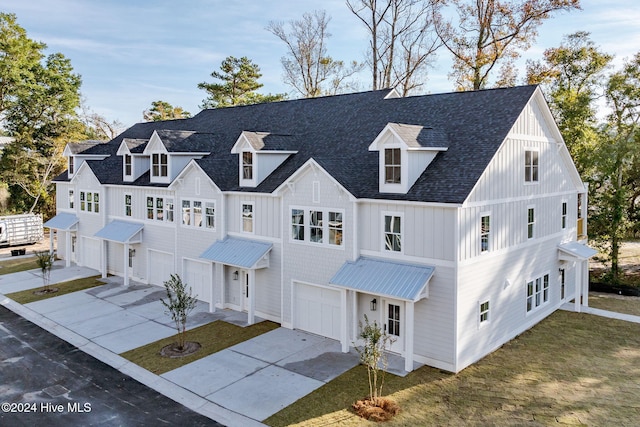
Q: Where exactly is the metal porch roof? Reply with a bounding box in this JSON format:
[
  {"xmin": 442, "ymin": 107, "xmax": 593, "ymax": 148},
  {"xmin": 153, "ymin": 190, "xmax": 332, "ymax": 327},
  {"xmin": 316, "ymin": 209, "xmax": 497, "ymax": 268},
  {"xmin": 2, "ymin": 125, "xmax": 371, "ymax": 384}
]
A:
[
  {"xmin": 330, "ymin": 257, "xmax": 435, "ymax": 301},
  {"xmin": 558, "ymin": 241, "xmax": 598, "ymax": 261},
  {"xmin": 94, "ymin": 220, "xmax": 143, "ymax": 243},
  {"xmin": 43, "ymin": 212, "xmax": 79, "ymax": 230},
  {"xmin": 200, "ymin": 236, "xmax": 272, "ymax": 269}
]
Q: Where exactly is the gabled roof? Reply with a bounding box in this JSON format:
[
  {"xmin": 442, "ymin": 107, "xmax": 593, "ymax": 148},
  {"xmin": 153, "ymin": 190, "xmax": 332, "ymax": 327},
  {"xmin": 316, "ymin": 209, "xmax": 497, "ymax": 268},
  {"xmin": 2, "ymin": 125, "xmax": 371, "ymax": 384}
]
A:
[
  {"xmin": 64, "ymin": 141, "xmax": 107, "ymax": 155},
  {"xmin": 55, "ymin": 86, "xmax": 540, "ymax": 203}
]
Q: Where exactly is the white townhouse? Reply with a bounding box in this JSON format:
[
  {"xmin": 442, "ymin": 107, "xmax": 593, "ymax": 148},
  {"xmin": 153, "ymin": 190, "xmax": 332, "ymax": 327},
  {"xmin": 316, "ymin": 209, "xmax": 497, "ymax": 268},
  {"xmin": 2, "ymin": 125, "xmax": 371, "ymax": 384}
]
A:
[{"xmin": 46, "ymin": 86, "xmax": 595, "ymax": 373}]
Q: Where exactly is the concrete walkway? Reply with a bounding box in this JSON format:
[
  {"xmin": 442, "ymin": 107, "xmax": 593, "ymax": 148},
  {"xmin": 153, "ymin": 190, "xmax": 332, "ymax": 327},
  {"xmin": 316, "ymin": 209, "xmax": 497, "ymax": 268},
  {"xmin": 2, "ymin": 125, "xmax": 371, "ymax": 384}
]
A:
[
  {"xmin": 0, "ymin": 263, "xmax": 360, "ymax": 426},
  {"xmin": 560, "ymin": 302, "xmax": 640, "ymax": 323}
]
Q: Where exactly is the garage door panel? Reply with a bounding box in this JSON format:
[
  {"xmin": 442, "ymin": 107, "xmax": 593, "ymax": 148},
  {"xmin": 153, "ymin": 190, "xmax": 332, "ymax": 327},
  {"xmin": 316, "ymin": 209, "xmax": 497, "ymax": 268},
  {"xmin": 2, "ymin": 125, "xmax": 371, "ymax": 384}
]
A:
[
  {"xmin": 148, "ymin": 250, "xmax": 174, "ymax": 286},
  {"xmin": 184, "ymin": 259, "xmax": 211, "ymax": 303},
  {"xmin": 294, "ymin": 282, "xmax": 341, "ymax": 341},
  {"xmin": 82, "ymin": 237, "xmax": 101, "ymax": 271}
]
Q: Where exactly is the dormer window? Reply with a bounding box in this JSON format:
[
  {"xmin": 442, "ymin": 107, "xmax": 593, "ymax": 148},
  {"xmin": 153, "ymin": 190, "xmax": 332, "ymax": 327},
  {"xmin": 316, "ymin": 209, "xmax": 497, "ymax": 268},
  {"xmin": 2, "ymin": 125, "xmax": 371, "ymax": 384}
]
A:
[
  {"xmin": 385, "ymin": 148, "xmax": 401, "ymax": 184},
  {"xmin": 124, "ymin": 154, "xmax": 132, "ymax": 176},
  {"xmin": 242, "ymin": 152, "xmax": 253, "ymax": 180},
  {"xmin": 152, "ymin": 153, "xmax": 168, "ymax": 177},
  {"xmin": 69, "ymin": 156, "xmax": 74, "ymax": 175}
]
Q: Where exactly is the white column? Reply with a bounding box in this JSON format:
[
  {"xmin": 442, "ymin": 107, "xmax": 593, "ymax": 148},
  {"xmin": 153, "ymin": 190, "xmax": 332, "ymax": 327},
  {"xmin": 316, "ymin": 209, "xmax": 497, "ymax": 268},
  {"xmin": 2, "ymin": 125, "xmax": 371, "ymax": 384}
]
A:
[
  {"xmin": 404, "ymin": 301, "xmax": 415, "ymax": 372},
  {"xmin": 582, "ymin": 260, "xmax": 589, "ymax": 307},
  {"xmin": 124, "ymin": 242, "xmax": 130, "ymax": 287},
  {"xmin": 352, "ymin": 291, "xmax": 358, "ymax": 341},
  {"xmin": 248, "ymin": 269, "xmax": 256, "ymax": 325},
  {"xmin": 65, "ymin": 231, "xmax": 72, "ymax": 267},
  {"xmin": 49, "ymin": 229, "xmax": 55, "ymax": 255},
  {"xmin": 574, "ymin": 261, "xmax": 581, "ymax": 313},
  {"xmin": 209, "ymin": 262, "xmax": 216, "ymax": 313},
  {"xmin": 102, "ymin": 240, "xmax": 108, "ymax": 278},
  {"xmin": 341, "ymin": 289, "xmax": 348, "ymax": 353},
  {"xmin": 218, "ymin": 263, "xmax": 225, "ymax": 309}
]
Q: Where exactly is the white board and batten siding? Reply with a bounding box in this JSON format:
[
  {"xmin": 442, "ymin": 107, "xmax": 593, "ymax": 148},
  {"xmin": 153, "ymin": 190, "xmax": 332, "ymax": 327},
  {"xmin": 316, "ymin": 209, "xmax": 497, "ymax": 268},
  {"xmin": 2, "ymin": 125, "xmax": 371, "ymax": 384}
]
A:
[{"xmin": 226, "ymin": 193, "xmax": 281, "ymax": 238}]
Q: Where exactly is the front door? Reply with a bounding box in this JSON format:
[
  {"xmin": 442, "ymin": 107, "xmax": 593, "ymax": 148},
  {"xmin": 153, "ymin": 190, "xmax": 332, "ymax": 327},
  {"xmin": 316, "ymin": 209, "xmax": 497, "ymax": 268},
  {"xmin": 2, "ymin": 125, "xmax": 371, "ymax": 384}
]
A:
[
  {"xmin": 241, "ymin": 270, "xmax": 250, "ymax": 311},
  {"xmin": 384, "ymin": 300, "xmax": 403, "ymax": 354},
  {"xmin": 70, "ymin": 234, "xmax": 77, "ymax": 262},
  {"xmin": 128, "ymin": 248, "xmax": 135, "ymax": 276}
]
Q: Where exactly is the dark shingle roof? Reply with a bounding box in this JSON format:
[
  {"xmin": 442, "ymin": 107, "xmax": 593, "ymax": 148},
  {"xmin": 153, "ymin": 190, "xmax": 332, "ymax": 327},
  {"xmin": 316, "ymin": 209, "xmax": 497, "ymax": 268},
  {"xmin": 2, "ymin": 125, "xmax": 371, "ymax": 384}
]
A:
[{"xmin": 56, "ymin": 86, "xmax": 538, "ymax": 203}]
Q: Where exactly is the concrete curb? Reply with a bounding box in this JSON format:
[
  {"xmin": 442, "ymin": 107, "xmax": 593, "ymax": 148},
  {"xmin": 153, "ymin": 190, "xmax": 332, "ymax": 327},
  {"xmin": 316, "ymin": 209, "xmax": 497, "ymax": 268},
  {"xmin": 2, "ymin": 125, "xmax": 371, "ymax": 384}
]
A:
[{"xmin": 0, "ymin": 292, "xmax": 266, "ymax": 427}]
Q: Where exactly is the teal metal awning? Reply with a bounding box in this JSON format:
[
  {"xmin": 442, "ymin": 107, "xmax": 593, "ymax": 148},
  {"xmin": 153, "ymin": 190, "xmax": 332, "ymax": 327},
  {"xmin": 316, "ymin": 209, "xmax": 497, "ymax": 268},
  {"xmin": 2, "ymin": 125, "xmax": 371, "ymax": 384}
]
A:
[
  {"xmin": 200, "ymin": 237, "xmax": 272, "ymax": 269},
  {"xmin": 94, "ymin": 220, "xmax": 143, "ymax": 243},
  {"xmin": 43, "ymin": 212, "xmax": 79, "ymax": 231},
  {"xmin": 330, "ymin": 257, "xmax": 435, "ymax": 302}
]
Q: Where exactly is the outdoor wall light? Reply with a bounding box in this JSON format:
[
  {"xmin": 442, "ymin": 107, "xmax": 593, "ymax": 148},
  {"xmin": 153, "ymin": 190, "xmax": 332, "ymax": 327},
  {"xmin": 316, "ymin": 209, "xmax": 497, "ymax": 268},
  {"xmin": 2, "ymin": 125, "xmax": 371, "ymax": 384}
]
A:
[
  {"xmin": 370, "ymin": 298, "xmax": 377, "ymax": 311},
  {"xmin": 233, "ymin": 270, "xmax": 239, "ymax": 280}
]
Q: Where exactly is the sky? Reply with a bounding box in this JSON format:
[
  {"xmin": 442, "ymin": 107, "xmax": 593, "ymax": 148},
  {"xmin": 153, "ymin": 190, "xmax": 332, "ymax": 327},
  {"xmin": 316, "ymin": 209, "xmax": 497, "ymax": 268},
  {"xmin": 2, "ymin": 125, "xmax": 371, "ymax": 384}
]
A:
[{"xmin": 3, "ymin": 0, "xmax": 639, "ymax": 129}]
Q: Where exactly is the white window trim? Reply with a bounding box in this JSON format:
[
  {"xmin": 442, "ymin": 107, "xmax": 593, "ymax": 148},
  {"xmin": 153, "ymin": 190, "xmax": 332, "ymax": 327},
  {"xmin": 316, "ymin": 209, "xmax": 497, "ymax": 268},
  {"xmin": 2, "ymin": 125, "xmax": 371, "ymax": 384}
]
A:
[
  {"xmin": 241, "ymin": 201, "xmax": 255, "ymax": 234},
  {"xmin": 289, "ymin": 205, "xmax": 345, "ymax": 249},
  {"xmin": 124, "ymin": 193, "xmax": 132, "ymax": 217},
  {"xmin": 144, "ymin": 195, "xmax": 175, "ymax": 223},
  {"xmin": 179, "ymin": 197, "xmax": 215, "ymax": 229},
  {"xmin": 525, "ymin": 272, "xmax": 550, "ymax": 315},
  {"xmin": 561, "ymin": 200, "xmax": 568, "ymax": 230},
  {"xmin": 527, "ymin": 205, "xmax": 536, "ymax": 240},
  {"xmin": 479, "ymin": 299, "xmax": 490, "ymax": 327},
  {"xmin": 382, "ymin": 211, "xmax": 404, "ymax": 254},
  {"xmin": 240, "ymin": 151, "xmax": 256, "ymax": 187},
  {"xmin": 480, "ymin": 211, "xmax": 491, "ymax": 254},
  {"xmin": 124, "ymin": 154, "xmax": 132, "ymax": 178},
  {"xmin": 524, "ymin": 148, "xmax": 540, "ymax": 185},
  {"xmin": 79, "ymin": 190, "xmax": 100, "ymax": 214},
  {"xmin": 379, "ymin": 143, "xmax": 408, "ymax": 194},
  {"xmin": 150, "ymin": 152, "xmax": 170, "ymax": 183},
  {"xmin": 68, "ymin": 189, "xmax": 75, "ymax": 210}
]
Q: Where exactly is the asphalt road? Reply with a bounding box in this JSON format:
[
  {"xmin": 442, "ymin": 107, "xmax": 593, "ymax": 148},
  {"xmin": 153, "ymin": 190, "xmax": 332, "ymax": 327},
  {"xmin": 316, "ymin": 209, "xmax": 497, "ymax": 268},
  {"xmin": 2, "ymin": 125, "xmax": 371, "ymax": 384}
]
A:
[{"xmin": 0, "ymin": 305, "xmax": 222, "ymax": 426}]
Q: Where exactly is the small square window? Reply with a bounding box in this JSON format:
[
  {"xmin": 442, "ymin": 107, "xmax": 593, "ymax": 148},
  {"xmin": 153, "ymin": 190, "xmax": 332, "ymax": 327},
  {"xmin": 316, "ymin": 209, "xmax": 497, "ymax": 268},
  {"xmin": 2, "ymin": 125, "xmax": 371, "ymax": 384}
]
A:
[{"xmin": 480, "ymin": 301, "xmax": 490, "ymax": 323}]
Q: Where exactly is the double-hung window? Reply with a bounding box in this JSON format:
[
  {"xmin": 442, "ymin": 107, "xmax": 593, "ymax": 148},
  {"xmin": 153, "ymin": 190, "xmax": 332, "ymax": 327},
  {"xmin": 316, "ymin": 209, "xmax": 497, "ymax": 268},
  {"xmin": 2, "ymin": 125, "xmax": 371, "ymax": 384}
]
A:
[
  {"xmin": 69, "ymin": 190, "xmax": 74, "ymax": 209},
  {"xmin": 310, "ymin": 211, "xmax": 323, "ymax": 243},
  {"xmin": 125, "ymin": 194, "xmax": 132, "ymax": 217},
  {"xmin": 480, "ymin": 214, "xmax": 490, "ymax": 253},
  {"xmin": 69, "ymin": 157, "xmax": 74, "ymax": 175},
  {"xmin": 524, "ymin": 150, "xmax": 539, "ymax": 182},
  {"xmin": 527, "ymin": 207, "xmax": 535, "ymax": 239},
  {"xmin": 152, "ymin": 153, "xmax": 168, "ymax": 177},
  {"xmin": 80, "ymin": 191, "xmax": 99, "ymax": 213},
  {"xmin": 205, "ymin": 203, "xmax": 215, "ymax": 229},
  {"xmin": 561, "ymin": 202, "xmax": 567, "ymax": 229},
  {"xmin": 328, "ymin": 212, "xmax": 343, "ymax": 246},
  {"xmin": 124, "ymin": 154, "xmax": 132, "ymax": 176},
  {"xmin": 384, "ymin": 214, "xmax": 402, "ymax": 252},
  {"xmin": 479, "ymin": 300, "xmax": 490, "ymax": 324},
  {"xmin": 291, "ymin": 209, "xmax": 304, "ymax": 241},
  {"xmin": 242, "ymin": 152, "xmax": 253, "ymax": 180},
  {"xmin": 290, "ymin": 207, "xmax": 343, "ymax": 247},
  {"xmin": 242, "ymin": 203, "xmax": 254, "ymax": 233},
  {"xmin": 384, "ymin": 148, "xmax": 401, "ymax": 184},
  {"xmin": 165, "ymin": 199, "xmax": 174, "ymax": 222}
]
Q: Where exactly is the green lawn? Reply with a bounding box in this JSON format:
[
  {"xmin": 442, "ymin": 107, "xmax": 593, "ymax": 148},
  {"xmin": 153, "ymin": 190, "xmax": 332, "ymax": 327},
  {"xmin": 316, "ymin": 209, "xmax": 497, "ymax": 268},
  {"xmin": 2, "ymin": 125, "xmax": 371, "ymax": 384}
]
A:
[
  {"xmin": 0, "ymin": 256, "xmax": 40, "ymax": 275},
  {"xmin": 588, "ymin": 293, "xmax": 640, "ymax": 316},
  {"xmin": 5, "ymin": 276, "xmax": 105, "ymax": 304},
  {"xmin": 266, "ymin": 308, "xmax": 640, "ymax": 426},
  {"xmin": 120, "ymin": 320, "xmax": 279, "ymax": 375}
]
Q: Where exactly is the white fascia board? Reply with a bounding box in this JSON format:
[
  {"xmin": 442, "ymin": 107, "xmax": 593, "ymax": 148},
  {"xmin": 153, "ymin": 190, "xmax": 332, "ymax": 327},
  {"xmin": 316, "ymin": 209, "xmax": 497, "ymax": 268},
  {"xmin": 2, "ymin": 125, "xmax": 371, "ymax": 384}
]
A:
[
  {"xmin": 69, "ymin": 161, "xmax": 100, "ymax": 185},
  {"xmin": 406, "ymin": 146, "xmax": 448, "ymax": 152},
  {"xmin": 356, "ymin": 198, "xmax": 461, "ymax": 209},
  {"xmin": 259, "ymin": 150, "xmax": 298, "ymax": 155},
  {"xmin": 368, "ymin": 123, "xmax": 403, "ymax": 151},
  {"xmin": 116, "ymin": 141, "xmax": 131, "ymax": 156},
  {"xmin": 142, "ymin": 131, "xmax": 167, "ymax": 154},
  {"xmin": 231, "ymin": 132, "xmax": 257, "ymax": 154},
  {"xmin": 62, "ymin": 144, "xmax": 73, "ymax": 156},
  {"xmin": 168, "ymin": 159, "xmax": 221, "ymax": 192}
]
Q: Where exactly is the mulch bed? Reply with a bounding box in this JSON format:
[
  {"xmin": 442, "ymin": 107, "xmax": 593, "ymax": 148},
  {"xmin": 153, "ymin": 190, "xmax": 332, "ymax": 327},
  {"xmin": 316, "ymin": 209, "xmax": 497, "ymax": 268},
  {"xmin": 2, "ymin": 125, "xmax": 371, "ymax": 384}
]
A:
[
  {"xmin": 352, "ymin": 396, "xmax": 400, "ymax": 422},
  {"xmin": 159, "ymin": 341, "xmax": 202, "ymax": 358},
  {"xmin": 33, "ymin": 288, "xmax": 59, "ymax": 295}
]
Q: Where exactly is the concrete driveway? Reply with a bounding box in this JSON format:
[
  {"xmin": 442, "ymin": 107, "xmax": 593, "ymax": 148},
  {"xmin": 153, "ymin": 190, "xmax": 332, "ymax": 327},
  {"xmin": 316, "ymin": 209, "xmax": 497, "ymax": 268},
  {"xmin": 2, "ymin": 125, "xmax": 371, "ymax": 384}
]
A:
[{"xmin": 1, "ymin": 265, "xmax": 360, "ymax": 424}]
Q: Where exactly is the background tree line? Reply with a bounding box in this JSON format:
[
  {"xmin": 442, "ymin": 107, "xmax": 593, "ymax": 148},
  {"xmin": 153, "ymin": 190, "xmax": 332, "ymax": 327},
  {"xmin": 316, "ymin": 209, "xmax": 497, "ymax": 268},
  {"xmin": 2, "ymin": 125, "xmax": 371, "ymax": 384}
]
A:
[{"xmin": 1, "ymin": 1, "xmax": 638, "ymax": 282}]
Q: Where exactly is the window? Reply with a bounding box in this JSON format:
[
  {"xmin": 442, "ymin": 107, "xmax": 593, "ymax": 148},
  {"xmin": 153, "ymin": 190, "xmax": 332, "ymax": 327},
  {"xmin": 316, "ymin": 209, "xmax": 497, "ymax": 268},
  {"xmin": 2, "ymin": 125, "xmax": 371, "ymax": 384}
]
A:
[
  {"xmin": 69, "ymin": 190, "xmax": 74, "ymax": 209},
  {"xmin": 124, "ymin": 154, "xmax": 132, "ymax": 176},
  {"xmin": 526, "ymin": 273, "xmax": 550, "ymax": 313},
  {"xmin": 527, "ymin": 207, "xmax": 535, "ymax": 239},
  {"xmin": 562, "ymin": 202, "xmax": 567, "ymax": 229},
  {"xmin": 480, "ymin": 214, "xmax": 490, "ymax": 253},
  {"xmin": 80, "ymin": 191, "xmax": 99, "ymax": 213},
  {"xmin": 384, "ymin": 214, "xmax": 402, "ymax": 252},
  {"xmin": 165, "ymin": 199, "xmax": 174, "ymax": 222},
  {"xmin": 69, "ymin": 157, "xmax": 74, "ymax": 174},
  {"xmin": 388, "ymin": 304, "xmax": 401, "ymax": 336},
  {"xmin": 147, "ymin": 197, "xmax": 154, "ymax": 219},
  {"xmin": 291, "ymin": 209, "xmax": 304, "ymax": 241},
  {"xmin": 524, "ymin": 150, "xmax": 539, "ymax": 182},
  {"xmin": 205, "ymin": 203, "xmax": 215, "ymax": 228},
  {"xmin": 193, "ymin": 201, "xmax": 202, "ymax": 227},
  {"xmin": 384, "ymin": 148, "xmax": 401, "ymax": 184},
  {"xmin": 242, "ymin": 152, "xmax": 253, "ymax": 180},
  {"xmin": 328, "ymin": 212, "xmax": 343, "ymax": 246},
  {"xmin": 310, "ymin": 211, "xmax": 323, "ymax": 243},
  {"xmin": 242, "ymin": 203, "xmax": 254, "ymax": 233},
  {"xmin": 125, "ymin": 194, "xmax": 132, "ymax": 217},
  {"xmin": 577, "ymin": 193, "xmax": 583, "ymax": 219},
  {"xmin": 560, "ymin": 269, "xmax": 565, "ymax": 300},
  {"xmin": 480, "ymin": 301, "xmax": 490, "ymax": 324},
  {"xmin": 182, "ymin": 200, "xmax": 191, "ymax": 225},
  {"xmin": 156, "ymin": 198, "xmax": 164, "ymax": 221},
  {"xmin": 152, "ymin": 153, "xmax": 168, "ymax": 177}
]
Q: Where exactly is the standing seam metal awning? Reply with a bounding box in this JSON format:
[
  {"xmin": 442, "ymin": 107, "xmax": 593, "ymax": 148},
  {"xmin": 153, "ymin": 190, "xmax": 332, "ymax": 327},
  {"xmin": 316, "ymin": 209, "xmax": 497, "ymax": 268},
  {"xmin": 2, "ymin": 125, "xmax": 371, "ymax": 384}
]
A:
[
  {"xmin": 200, "ymin": 236, "xmax": 272, "ymax": 269},
  {"xmin": 330, "ymin": 257, "xmax": 435, "ymax": 302},
  {"xmin": 558, "ymin": 241, "xmax": 598, "ymax": 261},
  {"xmin": 94, "ymin": 220, "xmax": 143, "ymax": 243},
  {"xmin": 43, "ymin": 212, "xmax": 79, "ymax": 230}
]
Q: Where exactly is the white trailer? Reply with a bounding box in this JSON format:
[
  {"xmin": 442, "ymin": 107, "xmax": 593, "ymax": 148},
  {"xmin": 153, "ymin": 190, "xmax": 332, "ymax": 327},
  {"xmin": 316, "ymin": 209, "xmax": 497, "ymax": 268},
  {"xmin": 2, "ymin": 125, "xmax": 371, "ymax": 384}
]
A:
[{"xmin": 0, "ymin": 214, "xmax": 44, "ymax": 247}]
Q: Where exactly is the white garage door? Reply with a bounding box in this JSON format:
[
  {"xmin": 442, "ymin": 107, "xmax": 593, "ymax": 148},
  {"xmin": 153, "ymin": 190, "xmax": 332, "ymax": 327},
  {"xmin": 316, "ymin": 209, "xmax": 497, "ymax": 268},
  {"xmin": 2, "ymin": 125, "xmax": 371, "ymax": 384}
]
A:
[
  {"xmin": 184, "ymin": 259, "xmax": 211, "ymax": 303},
  {"xmin": 148, "ymin": 250, "xmax": 174, "ymax": 286},
  {"xmin": 81, "ymin": 237, "xmax": 101, "ymax": 271},
  {"xmin": 294, "ymin": 283, "xmax": 341, "ymax": 340}
]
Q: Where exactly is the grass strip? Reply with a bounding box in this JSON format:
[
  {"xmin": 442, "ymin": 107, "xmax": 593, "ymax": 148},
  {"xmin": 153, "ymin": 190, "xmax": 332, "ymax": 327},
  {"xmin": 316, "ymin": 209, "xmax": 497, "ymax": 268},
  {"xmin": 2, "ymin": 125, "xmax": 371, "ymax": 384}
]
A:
[
  {"xmin": 0, "ymin": 257, "xmax": 40, "ymax": 275},
  {"xmin": 5, "ymin": 276, "xmax": 105, "ymax": 304},
  {"xmin": 120, "ymin": 320, "xmax": 279, "ymax": 375}
]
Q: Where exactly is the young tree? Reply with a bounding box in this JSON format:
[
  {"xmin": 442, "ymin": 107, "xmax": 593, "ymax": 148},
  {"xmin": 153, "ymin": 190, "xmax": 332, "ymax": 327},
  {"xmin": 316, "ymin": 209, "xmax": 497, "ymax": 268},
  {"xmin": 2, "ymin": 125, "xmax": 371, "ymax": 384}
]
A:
[
  {"xmin": 143, "ymin": 100, "xmax": 191, "ymax": 122},
  {"xmin": 267, "ymin": 10, "xmax": 362, "ymax": 97},
  {"xmin": 160, "ymin": 274, "xmax": 198, "ymax": 351},
  {"xmin": 354, "ymin": 315, "xmax": 395, "ymax": 404},
  {"xmin": 435, "ymin": 0, "xmax": 581, "ymax": 90},
  {"xmin": 34, "ymin": 250, "xmax": 55, "ymax": 293},
  {"xmin": 346, "ymin": 0, "xmax": 442, "ymax": 95},
  {"xmin": 198, "ymin": 56, "xmax": 286, "ymax": 108}
]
